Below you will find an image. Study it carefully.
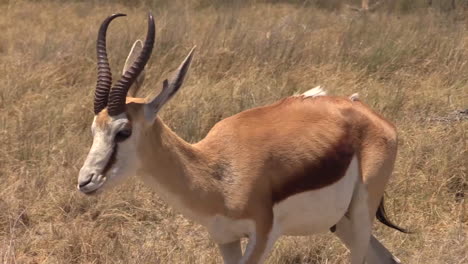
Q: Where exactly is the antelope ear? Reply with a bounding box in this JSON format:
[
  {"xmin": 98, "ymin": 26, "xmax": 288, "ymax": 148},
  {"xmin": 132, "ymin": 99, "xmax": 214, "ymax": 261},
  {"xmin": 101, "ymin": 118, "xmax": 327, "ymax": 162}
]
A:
[
  {"xmin": 123, "ymin": 40, "xmax": 146, "ymax": 97},
  {"xmin": 144, "ymin": 46, "xmax": 196, "ymax": 123}
]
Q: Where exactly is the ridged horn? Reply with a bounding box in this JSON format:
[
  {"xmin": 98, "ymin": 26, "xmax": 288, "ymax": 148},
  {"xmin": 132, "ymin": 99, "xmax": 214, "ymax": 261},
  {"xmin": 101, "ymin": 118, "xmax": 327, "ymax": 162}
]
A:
[
  {"xmin": 94, "ymin": 13, "xmax": 126, "ymax": 115},
  {"xmin": 107, "ymin": 13, "xmax": 155, "ymax": 116}
]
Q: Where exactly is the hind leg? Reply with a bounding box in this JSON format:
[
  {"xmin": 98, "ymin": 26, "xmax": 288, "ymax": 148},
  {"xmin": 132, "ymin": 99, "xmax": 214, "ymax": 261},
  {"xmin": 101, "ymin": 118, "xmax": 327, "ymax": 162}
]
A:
[
  {"xmin": 217, "ymin": 240, "xmax": 242, "ymax": 264},
  {"xmin": 348, "ymin": 183, "xmax": 372, "ymax": 264},
  {"xmin": 359, "ymin": 136, "xmax": 398, "ymax": 221},
  {"xmin": 334, "ymin": 217, "xmax": 401, "ymax": 264},
  {"xmin": 367, "ymin": 236, "xmax": 402, "ymax": 264},
  {"xmin": 333, "ymin": 182, "xmax": 372, "ymax": 264},
  {"xmin": 359, "ymin": 137, "xmax": 403, "ymax": 263},
  {"xmin": 334, "ymin": 149, "xmax": 402, "ymax": 264}
]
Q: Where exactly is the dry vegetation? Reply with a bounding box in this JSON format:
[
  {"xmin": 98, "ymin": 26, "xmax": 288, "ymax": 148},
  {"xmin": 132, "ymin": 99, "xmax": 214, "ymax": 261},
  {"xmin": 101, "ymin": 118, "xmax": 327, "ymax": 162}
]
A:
[{"xmin": 0, "ymin": 0, "xmax": 467, "ymax": 263}]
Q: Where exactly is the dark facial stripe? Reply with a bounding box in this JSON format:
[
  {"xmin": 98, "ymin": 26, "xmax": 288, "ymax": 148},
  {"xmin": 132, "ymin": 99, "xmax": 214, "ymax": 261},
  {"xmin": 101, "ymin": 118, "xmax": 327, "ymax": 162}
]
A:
[
  {"xmin": 271, "ymin": 136, "xmax": 355, "ymax": 204},
  {"xmin": 102, "ymin": 144, "xmax": 118, "ymax": 176}
]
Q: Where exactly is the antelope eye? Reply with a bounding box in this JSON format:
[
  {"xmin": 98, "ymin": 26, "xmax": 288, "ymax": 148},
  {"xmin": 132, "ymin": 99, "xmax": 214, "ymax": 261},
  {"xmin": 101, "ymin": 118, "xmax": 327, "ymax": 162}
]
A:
[{"xmin": 115, "ymin": 129, "xmax": 132, "ymax": 142}]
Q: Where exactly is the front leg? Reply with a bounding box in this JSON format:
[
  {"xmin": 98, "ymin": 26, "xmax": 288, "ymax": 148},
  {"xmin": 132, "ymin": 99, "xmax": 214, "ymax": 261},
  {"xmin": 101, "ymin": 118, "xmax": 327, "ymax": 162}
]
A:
[
  {"xmin": 240, "ymin": 213, "xmax": 276, "ymax": 264},
  {"xmin": 217, "ymin": 240, "xmax": 242, "ymax": 264}
]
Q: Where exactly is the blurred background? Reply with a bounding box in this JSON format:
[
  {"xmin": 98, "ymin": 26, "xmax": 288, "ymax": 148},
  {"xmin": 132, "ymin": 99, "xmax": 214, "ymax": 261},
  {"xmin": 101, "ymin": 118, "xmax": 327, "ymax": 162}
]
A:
[{"xmin": 0, "ymin": 0, "xmax": 466, "ymax": 263}]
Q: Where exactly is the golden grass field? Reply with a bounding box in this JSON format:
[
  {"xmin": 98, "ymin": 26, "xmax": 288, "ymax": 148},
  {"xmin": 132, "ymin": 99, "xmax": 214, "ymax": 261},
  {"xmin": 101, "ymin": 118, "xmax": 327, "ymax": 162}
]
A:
[{"xmin": 0, "ymin": 0, "xmax": 466, "ymax": 263}]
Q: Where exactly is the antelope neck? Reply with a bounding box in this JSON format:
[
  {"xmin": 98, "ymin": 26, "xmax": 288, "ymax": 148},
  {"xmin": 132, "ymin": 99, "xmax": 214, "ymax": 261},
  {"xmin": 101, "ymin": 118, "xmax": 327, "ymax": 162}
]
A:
[{"xmin": 136, "ymin": 117, "xmax": 224, "ymax": 216}]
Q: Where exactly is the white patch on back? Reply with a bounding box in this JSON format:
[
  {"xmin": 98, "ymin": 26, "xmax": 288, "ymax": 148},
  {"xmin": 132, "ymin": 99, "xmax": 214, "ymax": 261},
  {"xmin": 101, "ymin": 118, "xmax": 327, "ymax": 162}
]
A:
[
  {"xmin": 302, "ymin": 86, "xmax": 327, "ymax": 98},
  {"xmin": 349, "ymin": 93, "xmax": 359, "ymax": 101}
]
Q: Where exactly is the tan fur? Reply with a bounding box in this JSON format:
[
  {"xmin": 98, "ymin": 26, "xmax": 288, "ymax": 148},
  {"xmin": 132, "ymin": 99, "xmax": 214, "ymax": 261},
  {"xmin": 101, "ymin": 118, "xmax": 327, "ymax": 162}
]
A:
[
  {"xmin": 79, "ymin": 17, "xmax": 402, "ymax": 262},
  {"xmin": 95, "ymin": 109, "xmax": 110, "ymax": 129},
  {"xmin": 112, "ymin": 94, "xmax": 398, "ymax": 263},
  {"xmin": 95, "ymin": 98, "xmax": 146, "ymax": 128}
]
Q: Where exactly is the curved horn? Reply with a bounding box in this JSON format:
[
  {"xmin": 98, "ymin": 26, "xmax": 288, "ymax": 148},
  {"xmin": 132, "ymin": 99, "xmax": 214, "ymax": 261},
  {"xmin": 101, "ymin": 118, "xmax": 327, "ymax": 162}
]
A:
[
  {"xmin": 94, "ymin": 13, "xmax": 126, "ymax": 115},
  {"xmin": 107, "ymin": 13, "xmax": 155, "ymax": 116}
]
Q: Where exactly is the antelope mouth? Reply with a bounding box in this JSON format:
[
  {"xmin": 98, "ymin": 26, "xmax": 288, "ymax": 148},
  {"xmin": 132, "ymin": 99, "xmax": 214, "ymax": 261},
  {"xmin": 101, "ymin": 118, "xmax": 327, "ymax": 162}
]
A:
[
  {"xmin": 78, "ymin": 144, "xmax": 118, "ymax": 195},
  {"xmin": 77, "ymin": 174, "xmax": 107, "ymax": 195}
]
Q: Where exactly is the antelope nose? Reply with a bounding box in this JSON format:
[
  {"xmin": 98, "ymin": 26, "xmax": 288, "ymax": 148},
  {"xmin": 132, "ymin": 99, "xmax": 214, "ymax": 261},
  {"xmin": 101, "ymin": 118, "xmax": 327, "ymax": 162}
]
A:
[{"xmin": 78, "ymin": 173, "xmax": 94, "ymax": 188}]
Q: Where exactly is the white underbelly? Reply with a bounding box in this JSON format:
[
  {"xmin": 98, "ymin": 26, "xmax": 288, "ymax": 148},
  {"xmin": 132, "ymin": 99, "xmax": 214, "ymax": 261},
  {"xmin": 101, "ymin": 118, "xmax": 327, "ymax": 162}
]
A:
[
  {"xmin": 273, "ymin": 156, "xmax": 359, "ymax": 236},
  {"xmin": 207, "ymin": 156, "xmax": 360, "ymax": 243}
]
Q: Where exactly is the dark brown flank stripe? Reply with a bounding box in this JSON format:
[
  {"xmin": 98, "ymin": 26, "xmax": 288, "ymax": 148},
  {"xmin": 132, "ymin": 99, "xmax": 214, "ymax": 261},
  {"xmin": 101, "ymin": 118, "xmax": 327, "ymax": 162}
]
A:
[
  {"xmin": 271, "ymin": 136, "xmax": 355, "ymax": 204},
  {"xmin": 102, "ymin": 144, "xmax": 118, "ymax": 176}
]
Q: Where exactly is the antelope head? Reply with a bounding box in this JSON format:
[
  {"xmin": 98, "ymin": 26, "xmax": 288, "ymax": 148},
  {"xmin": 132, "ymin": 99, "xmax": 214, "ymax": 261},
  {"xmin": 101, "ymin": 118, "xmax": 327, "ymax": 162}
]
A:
[{"xmin": 77, "ymin": 13, "xmax": 195, "ymax": 194}]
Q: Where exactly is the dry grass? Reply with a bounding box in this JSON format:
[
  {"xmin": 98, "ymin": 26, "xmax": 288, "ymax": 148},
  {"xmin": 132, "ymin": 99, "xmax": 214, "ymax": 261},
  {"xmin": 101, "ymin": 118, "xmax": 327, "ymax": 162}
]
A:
[{"xmin": 0, "ymin": 0, "xmax": 467, "ymax": 263}]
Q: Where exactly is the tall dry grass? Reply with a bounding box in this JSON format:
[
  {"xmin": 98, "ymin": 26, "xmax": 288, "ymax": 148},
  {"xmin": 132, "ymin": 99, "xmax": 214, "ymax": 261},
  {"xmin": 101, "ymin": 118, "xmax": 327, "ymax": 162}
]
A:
[{"xmin": 0, "ymin": 0, "xmax": 466, "ymax": 263}]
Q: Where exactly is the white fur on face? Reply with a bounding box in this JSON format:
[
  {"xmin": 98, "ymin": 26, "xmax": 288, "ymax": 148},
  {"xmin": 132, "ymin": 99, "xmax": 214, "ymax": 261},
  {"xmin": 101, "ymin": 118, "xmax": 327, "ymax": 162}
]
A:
[{"xmin": 78, "ymin": 113, "xmax": 139, "ymax": 194}]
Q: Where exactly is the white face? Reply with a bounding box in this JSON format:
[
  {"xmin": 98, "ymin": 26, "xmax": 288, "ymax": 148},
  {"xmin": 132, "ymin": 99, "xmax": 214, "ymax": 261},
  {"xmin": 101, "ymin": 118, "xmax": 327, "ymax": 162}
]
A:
[{"xmin": 77, "ymin": 113, "xmax": 140, "ymax": 195}]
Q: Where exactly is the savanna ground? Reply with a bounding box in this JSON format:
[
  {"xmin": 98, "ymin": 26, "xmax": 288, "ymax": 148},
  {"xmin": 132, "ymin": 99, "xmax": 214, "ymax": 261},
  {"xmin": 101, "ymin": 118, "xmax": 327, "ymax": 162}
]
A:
[{"xmin": 0, "ymin": 0, "xmax": 467, "ymax": 263}]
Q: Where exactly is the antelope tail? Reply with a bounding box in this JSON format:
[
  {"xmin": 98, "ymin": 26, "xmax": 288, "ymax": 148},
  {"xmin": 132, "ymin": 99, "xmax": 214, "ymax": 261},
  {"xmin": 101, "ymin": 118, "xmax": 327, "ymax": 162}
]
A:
[{"xmin": 376, "ymin": 197, "xmax": 410, "ymax": 233}]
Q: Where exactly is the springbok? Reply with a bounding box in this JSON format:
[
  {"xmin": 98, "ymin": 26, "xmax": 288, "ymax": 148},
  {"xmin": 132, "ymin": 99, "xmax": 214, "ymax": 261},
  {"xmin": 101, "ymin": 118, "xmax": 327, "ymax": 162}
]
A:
[{"xmin": 77, "ymin": 13, "xmax": 408, "ymax": 264}]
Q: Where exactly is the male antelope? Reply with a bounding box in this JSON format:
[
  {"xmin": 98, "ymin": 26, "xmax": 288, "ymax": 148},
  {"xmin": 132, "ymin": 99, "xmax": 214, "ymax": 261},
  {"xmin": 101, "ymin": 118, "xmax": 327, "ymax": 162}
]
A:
[{"xmin": 78, "ymin": 13, "xmax": 408, "ymax": 264}]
